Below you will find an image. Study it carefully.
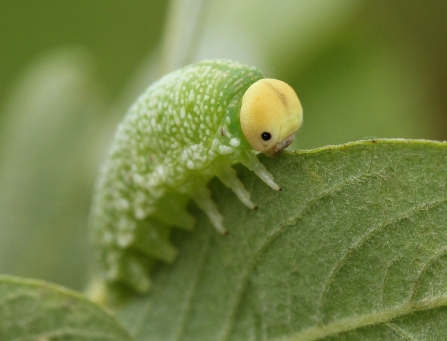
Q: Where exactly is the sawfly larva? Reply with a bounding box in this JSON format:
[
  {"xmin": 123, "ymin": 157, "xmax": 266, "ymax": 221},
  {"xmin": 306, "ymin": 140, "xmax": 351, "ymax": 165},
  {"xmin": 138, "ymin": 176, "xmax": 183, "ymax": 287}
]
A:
[{"xmin": 90, "ymin": 59, "xmax": 303, "ymax": 292}]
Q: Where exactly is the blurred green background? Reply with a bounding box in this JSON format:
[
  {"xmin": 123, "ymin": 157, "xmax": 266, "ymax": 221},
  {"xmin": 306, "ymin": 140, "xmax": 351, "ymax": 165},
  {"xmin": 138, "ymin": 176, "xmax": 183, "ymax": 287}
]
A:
[{"xmin": 0, "ymin": 0, "xmax": 446, "ymax": 291}]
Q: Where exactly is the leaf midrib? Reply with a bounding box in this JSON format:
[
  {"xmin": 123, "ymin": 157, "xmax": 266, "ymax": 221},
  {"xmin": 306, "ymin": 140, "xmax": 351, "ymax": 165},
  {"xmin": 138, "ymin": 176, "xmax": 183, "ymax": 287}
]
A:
[{"xmin": 277, "ymin": 295, "xmax": 447, "ymax": 341}]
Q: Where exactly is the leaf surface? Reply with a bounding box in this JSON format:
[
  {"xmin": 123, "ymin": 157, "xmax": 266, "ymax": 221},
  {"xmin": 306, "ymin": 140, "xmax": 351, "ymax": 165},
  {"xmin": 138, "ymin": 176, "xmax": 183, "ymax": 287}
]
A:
[
  {"xmin": 118, "ymin": 139, "xmax": 447, "ymax": 341},
  {"xmin": 0, "ymin": 276, "xmax": 131, "ymax": 341}
]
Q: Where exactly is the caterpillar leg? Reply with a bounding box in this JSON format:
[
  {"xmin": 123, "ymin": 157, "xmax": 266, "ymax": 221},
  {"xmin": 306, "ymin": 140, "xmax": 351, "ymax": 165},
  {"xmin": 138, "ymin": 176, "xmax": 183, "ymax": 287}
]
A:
[
  {"xmin": 240, "ymin": 151, "xmax": 281, "ymax": 191},
  {"xmin": 192, "ymin": 186, "xmax": 226, "ymax": 234},
  {"xmin": 122, "ymin": 255, "xmax": 153, "ymax": 293},
  {"xmin": 217, "ymin": 165, "xmax": 257, "ymax": 210},
  {"xmin": 103, "ymin": 249, "xmax": 153, "ymax": 293},
  {"xmin": 132, "ymin": 218, "xmax": 178, "ymax": 263},
  {"xmin": 152, "ymin": 193, "xmax": 195, "ymax": 230}
]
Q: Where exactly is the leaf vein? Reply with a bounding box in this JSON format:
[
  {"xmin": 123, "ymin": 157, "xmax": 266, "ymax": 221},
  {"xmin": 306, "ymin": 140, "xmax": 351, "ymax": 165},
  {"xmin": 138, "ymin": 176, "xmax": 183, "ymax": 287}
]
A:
[
  {"xmin": 277, "ymin": 294, "xmax": 447, "ymax": 341},
  {"xmin": 386, "ymin": 322, "xmax": 417, "ymax": 341},
  {"xmin": 409, "ymin": 246, "xmax": 447, "ymax": 302},
  {"xmin": 317, "ymin": 197, "xmax": 447, "ymax": 321},
  {"xmin": 9, "ymin": 328, "xmax": 126, "ymax": 341},
  {"xmin": 380, "ymin": 246, "xmax": 409, "ymax": 308},
  {"xmin": 171, "ymin": 230, "xmax": 213, "ymax": 341}
]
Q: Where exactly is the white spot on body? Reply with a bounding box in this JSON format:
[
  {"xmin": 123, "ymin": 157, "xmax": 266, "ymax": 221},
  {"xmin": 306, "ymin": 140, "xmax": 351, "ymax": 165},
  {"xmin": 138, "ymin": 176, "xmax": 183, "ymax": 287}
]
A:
[
  {"xmin": 218, "ymin": 145, "xmax": 234, "ymax": 154},
  {"xmin": 117, "ymin": 231, "xmax": 134, "ymax": 248},
  {"xmin": 188, "ymin": 90, "xmax": 195, "ymax": 102},
  {"xmin": 230, "ymin": 138, "xmax": 240, "ymax": 147}
]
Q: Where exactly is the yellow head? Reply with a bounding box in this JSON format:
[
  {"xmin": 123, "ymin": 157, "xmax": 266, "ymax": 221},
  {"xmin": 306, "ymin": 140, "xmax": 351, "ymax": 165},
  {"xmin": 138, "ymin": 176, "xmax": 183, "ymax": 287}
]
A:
[{"xmin": 240, "ymin": 78, "xmax": 303, "ymax": 156}]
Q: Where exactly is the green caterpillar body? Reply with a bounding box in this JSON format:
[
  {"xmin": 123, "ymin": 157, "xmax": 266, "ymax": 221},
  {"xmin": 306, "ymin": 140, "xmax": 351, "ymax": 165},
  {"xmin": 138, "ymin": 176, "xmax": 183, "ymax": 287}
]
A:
[{"xmin": 91, "ymin": 60, "xmax": 303, "ymax": 292}]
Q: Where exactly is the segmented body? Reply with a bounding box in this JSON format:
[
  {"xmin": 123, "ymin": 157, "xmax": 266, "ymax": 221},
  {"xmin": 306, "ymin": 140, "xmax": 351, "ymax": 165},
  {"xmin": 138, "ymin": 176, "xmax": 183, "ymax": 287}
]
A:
[{"xmin": 91, "ymin": 60, "xmax": 267, "ymax": 291}]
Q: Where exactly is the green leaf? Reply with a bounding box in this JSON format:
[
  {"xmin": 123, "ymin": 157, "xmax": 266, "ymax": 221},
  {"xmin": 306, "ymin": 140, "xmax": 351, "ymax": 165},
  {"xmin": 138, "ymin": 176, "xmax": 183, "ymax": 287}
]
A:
[
  {"xmin": 0, "ymin": 275, "xmax": 131, "ymax": 341},
  {"xmin": 117, "ymin": 139, "xmax": 447, "ymax": 340}
]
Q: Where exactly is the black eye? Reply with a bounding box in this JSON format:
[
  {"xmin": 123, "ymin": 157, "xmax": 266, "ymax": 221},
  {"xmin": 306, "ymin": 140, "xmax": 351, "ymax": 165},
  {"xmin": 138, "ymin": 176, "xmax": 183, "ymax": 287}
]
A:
[{"xmin": 261, "ymin": 132, "xmax": 271, "ymax": 141}]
